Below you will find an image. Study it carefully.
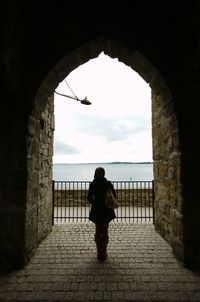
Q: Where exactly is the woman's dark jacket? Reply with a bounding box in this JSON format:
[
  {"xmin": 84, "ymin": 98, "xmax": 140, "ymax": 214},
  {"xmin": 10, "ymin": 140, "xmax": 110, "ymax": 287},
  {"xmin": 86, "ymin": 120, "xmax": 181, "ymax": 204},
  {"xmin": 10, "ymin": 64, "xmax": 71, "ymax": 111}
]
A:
[{"xmin": 87, "ymin": 177, "xmax": 116, "ymax": 224}]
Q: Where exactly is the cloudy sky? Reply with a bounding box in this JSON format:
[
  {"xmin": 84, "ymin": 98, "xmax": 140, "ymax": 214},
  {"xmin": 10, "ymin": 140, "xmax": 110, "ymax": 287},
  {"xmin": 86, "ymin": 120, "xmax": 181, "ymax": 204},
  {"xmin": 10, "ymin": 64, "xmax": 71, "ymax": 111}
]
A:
[{"xmin": 53, "ymin": 52, "xmax": 152, "ymax": 164}]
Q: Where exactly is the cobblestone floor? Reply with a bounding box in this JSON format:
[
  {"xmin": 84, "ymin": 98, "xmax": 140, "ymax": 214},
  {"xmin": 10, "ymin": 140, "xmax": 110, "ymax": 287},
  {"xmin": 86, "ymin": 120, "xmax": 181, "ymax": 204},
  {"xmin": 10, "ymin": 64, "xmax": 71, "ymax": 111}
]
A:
[{"xmin": 0, "ymin": 223, "xmax": 200, "ymax": 301}]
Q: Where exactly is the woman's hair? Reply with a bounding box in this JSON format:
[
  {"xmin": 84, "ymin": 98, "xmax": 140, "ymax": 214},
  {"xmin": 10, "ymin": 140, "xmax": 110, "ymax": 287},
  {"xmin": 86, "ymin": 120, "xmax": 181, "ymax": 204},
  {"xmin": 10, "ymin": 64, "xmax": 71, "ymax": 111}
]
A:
[{"xmin": 94, "ymin": 167, "xmax": 105, "ymax": 178}]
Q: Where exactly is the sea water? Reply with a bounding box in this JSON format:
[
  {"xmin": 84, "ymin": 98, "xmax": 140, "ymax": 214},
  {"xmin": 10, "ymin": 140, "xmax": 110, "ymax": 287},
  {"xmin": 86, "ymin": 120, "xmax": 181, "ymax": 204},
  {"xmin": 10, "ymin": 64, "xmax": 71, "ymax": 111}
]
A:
[{"xmin": 53, "ymin": 163, "xmax": 153, "ymax": 181}]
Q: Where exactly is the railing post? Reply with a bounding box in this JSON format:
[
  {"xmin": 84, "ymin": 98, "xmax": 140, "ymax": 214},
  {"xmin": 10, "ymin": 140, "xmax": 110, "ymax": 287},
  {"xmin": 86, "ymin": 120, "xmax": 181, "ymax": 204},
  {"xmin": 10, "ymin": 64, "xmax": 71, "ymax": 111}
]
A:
[
  {"xmin": 152, "ymin": 180, "xmax": 155, "ymax": 224},
  {"xmin": 52, "ymin": 180, "xmax": 55, "ymax": 225}
]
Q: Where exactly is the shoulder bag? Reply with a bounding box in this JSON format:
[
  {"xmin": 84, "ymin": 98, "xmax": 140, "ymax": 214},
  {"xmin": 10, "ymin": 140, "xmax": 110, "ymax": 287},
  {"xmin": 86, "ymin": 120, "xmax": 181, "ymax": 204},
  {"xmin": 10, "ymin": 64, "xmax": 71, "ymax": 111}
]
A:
[{"xmin": 105, "ymin": 184, "xmax": 119, "ymax": 209}]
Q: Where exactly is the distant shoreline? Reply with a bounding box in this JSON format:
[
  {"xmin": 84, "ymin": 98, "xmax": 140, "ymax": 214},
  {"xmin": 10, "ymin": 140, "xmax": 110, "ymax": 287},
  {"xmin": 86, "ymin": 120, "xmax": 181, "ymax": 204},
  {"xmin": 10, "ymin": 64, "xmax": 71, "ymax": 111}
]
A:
[{"xmin": 53, "ymin": 162, "xmax": 153, "ymax": 165}]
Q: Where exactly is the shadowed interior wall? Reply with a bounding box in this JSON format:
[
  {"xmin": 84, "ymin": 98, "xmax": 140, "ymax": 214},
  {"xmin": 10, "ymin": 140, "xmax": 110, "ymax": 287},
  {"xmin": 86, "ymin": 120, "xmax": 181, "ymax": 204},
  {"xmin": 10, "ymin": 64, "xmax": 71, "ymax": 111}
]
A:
[
  {"xmin": 0, "ymin": 1, "xmax": 200, "ymax": 270},
  {"xmin": 26, "ymin": 95, "xmax": 54, "ymax": 261}
]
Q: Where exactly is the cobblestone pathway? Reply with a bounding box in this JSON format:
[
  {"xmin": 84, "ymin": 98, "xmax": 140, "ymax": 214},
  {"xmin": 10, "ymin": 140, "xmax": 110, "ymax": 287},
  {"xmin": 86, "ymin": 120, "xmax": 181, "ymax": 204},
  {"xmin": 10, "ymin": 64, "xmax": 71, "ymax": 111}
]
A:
[{"xmin": 0, "ymin": 223, "xmax": 200, "ymax": 301}]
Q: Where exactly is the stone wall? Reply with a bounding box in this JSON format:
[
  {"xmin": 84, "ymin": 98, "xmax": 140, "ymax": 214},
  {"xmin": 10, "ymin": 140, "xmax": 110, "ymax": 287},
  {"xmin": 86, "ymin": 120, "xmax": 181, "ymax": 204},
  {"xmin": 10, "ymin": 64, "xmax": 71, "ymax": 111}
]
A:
[
  {"xmin": 38, "ymin": 96, "xmax": 54, "ymax": 242},
  {"xmin": 152, "ymin": 87, "xmax": 183, "ymax": 261},
  {"xmin": 0, "ymin": 105, "xmax": 28, "ymax": 270},
  {"xmin": 26, "ymin": 95, "xmax": 54, "ymax": 261}
]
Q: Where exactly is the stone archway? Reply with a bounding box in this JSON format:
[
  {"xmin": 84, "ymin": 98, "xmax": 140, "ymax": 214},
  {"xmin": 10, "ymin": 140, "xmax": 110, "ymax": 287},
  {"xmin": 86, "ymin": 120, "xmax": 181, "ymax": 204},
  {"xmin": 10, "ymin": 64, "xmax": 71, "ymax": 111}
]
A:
[
  {"xmin": 29, "ymin": 37, "xmax": 182, "ymax": 264},
  {"xmin": 1, "ymin": 1, "xmax": 200, "ymax": 273}
]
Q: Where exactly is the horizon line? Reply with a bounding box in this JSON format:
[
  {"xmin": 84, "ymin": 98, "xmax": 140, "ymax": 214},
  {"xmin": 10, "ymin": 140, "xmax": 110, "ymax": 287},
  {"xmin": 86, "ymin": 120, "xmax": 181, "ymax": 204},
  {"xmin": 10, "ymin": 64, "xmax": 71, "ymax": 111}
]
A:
[{"xmin": 53, "ymin": 161, "xmax": 153, "ymax": 165}]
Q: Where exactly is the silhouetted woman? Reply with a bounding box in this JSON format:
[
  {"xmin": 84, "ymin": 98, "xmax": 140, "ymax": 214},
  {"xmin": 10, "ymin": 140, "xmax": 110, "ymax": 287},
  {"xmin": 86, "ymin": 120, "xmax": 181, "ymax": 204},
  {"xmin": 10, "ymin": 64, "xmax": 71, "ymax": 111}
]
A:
[{"xmin": 87, "ymin": 167, "xmax": 116, "ymax": 260}]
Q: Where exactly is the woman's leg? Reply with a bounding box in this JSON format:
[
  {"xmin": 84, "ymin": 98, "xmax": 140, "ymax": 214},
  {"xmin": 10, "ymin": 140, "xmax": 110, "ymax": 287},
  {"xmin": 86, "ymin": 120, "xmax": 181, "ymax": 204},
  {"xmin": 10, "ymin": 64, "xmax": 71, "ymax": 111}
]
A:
[
  {"xmin": 101, "ymin": 223, "xmax": 109, "ymax": 260},
  {"xmin": 95, "ymin": 223, "xmax": 109, "ymax": 260},
  {"xmin": 95, "ymin": 224, "xmax": 102, "ymax": 257}
]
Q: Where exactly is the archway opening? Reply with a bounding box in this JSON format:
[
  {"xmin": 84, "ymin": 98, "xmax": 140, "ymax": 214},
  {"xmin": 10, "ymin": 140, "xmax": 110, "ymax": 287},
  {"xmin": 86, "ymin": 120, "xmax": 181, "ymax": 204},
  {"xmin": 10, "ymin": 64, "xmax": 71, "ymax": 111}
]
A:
[
  {"xmin": 53, "ymin": 52, "xmax": 152, "ymax": 169},
  {"xmin": 52, "ymin": 52, "xmax": 153, "ymax": 223},
  {"xmin": 27, "ymin": 38, "xmax": 181, "ymax": 268}
]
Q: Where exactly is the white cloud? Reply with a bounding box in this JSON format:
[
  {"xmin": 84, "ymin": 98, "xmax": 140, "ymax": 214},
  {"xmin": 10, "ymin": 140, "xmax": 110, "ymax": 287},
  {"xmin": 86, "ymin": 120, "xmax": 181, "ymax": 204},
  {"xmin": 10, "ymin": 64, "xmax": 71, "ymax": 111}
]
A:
[{"xmin": 53, "ymin": 52, "xmax": 152, "ymax": 163}]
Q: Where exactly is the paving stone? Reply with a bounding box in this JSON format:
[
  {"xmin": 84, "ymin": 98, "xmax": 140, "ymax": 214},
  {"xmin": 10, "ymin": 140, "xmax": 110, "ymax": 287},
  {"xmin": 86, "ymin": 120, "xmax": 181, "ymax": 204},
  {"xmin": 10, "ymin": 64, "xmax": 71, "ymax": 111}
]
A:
[{"xmin": 0, "ymin": 223, "xmax": 200, "ymax": 301}]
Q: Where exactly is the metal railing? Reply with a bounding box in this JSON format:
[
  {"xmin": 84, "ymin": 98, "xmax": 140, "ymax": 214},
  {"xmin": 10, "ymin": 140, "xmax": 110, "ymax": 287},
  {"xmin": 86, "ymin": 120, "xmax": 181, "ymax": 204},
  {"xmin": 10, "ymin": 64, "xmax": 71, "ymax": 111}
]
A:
[{"xmin": 52, "ymin": 180, "xmax": 154, "ymax": 224}]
